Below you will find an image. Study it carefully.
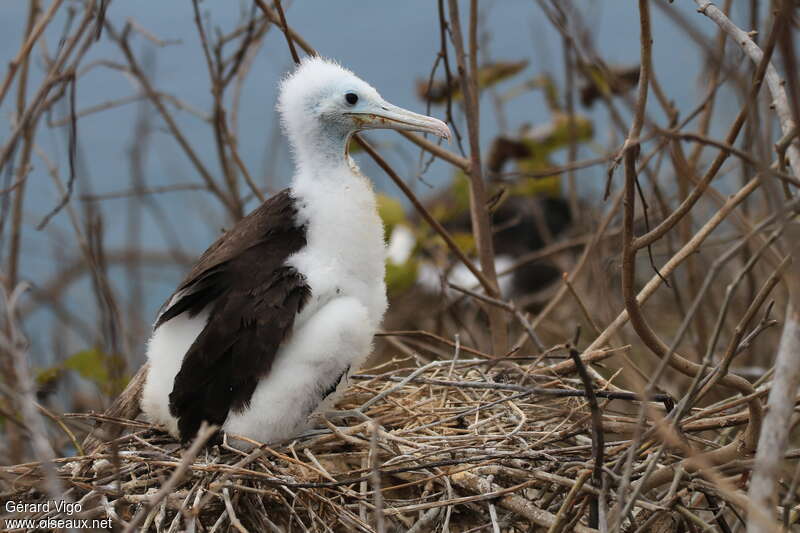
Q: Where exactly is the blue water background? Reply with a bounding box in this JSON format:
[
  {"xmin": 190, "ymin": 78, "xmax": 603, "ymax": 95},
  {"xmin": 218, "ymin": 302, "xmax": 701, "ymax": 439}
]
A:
[{"xmin": 0, "ymin": 1, "xmax": 757, "ymax": 367}]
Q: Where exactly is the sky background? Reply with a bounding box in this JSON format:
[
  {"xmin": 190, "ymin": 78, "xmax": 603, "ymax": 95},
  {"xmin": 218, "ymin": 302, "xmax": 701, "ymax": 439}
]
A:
[{"xmin": 0, "ymin": 0, "xmax": 757, "ymax": 365}]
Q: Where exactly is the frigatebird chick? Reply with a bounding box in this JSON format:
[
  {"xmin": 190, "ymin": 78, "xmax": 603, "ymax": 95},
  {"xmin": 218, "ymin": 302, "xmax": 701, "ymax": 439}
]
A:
[{"xmin": 141, "ymin": 57, "xmax": 450, "ymax": 445}]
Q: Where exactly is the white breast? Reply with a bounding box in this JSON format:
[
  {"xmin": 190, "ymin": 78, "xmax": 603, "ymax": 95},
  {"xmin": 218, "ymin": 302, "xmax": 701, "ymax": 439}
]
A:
[{"xmin": 289, "ymin": 166, "xmax": 388, "ymax": 326}]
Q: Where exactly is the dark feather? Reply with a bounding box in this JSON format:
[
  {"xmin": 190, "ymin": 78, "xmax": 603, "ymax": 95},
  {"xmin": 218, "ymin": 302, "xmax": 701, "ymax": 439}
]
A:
[
  {"xmin": 158, "ymin": 189, "xmax": 311, "ymax": 442},
  {"xmin": 320, "ymin": 365, "xmax": 350, "ymax": 402}
]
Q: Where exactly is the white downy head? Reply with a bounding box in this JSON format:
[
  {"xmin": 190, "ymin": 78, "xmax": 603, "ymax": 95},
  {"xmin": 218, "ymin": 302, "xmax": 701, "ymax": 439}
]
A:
[{"xmin": 277, "ymin": 56, "xmax": 450, "ymax": 168}]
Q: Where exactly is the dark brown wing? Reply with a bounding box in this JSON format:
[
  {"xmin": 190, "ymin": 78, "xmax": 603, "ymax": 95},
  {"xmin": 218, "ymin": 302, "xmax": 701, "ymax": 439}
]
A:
[
  {"xmin": 158, "ymin": 189, "xmax": 312, "ymax": 442},
  {"xmin": 156, "ymin": 189, "xmax": 304, "ymax": 327}
]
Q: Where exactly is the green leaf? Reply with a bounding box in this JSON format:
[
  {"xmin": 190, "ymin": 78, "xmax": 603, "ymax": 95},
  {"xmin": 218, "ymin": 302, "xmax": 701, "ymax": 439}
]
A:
[
  {"xmin": 420, "ymin": 60, "xmax": 528, "ymax": 103},
  {"xmin": 35, "ymin": 365, "xmax": 63, "ymax": 388},
  {"xmin": 377, "ymin": 193, "xmax": 407, "ymax": 238},
  {"xmin": 386, "ymin": 259, "xmax": 419, "ymax": 296},
  {"xmin": 63, "ymin": 348, "xmax": 128, "ymax": 396}
]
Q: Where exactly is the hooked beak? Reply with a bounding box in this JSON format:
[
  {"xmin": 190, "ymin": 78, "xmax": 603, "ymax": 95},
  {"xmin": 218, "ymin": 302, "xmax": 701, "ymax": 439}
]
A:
[{"xmin": 347, "ymin": 102, "xmax": 451, "ymax": 140}]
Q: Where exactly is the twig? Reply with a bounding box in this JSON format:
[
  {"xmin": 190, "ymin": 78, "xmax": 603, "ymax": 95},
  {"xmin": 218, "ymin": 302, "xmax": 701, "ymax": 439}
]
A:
[
  {"xmin": 369, "ymin": 422, "xmax": 387, "ymax": 533},
  {"xmin": 446, "ymin": 0, "xmax": 507, "ymax": 355},
  {"xmin": 272, "ymin": 0, "xmax": 300, "ymax": 64},
  {"xmin": 0, "ymin": 283, "xmax": 63, "ymax": 501},
  {"xmin": 0, "ymin": 0, "xmax": 64, "ymax": 107},
  {"xmin": 122, "ymin": 422, "xmax": 217, "ymax": 533},
  {"xmin": 568, "ymin": 342, "xmax": 604, "ymax": 529}
]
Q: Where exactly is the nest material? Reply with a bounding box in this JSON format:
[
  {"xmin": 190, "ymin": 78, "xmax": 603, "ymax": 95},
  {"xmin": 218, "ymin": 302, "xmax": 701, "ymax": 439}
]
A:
[{"xmin": 1, "ymin": 350, "xmax": 750, "ymax": 532}]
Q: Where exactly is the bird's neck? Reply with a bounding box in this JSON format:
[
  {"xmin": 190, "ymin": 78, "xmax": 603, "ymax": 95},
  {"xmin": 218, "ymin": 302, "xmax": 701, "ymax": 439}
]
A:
[
  {"xmin": 289, "ymin": 128, "xmax": 376, "ymax": 196},
  {"xmin": 289, "ymin": 125, "xmax": 353, "ymax": 175},
  {"xmin": 289, "ymin": 132, "xmax": 384, "ymax": 272},
  {"xmin": 288, "ymin": 123, "xmax": 381, "ymax": 232},
  {"xmin": 290, "ymin": 129, "xmax": 374, "ymax": 206},
  {"xmin": 290, "ymin": 157, "xmax": 372, "ymax": 202},
  {"xmin": 287, "ymin": 130, "xmax": 385, "ymax": 289}
]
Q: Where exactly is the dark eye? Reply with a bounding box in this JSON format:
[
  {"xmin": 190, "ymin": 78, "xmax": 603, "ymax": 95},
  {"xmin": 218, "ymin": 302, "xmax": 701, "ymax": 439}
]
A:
[{"xmin": 345, "ymin": 92, "xmax": 358, "ymax": 105}]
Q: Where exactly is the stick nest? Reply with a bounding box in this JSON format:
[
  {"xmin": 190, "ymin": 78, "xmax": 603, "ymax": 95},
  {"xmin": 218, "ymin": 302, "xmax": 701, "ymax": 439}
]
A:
[{"xmin": 1, "ymin": 351, "xmax": 750, "ymax": 532}]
